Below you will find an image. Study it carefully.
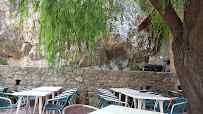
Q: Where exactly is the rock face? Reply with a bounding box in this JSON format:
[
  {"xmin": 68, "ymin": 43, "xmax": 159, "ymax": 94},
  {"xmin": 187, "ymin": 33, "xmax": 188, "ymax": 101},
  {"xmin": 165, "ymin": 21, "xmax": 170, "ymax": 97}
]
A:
[
  {"xmin": 0, "ymin": 0, "xmax": 45, "ymax": 66},
  {"xmin": 0, "ymin": 0, "xmax": 170, "ymax": 69}
]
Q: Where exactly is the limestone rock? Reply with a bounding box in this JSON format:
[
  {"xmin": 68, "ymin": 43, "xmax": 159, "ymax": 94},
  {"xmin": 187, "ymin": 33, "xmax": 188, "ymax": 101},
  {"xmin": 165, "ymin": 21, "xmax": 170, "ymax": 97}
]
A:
[{"xmin": 0, "ymin": 0, "xmax": 170, "ymax": 70}]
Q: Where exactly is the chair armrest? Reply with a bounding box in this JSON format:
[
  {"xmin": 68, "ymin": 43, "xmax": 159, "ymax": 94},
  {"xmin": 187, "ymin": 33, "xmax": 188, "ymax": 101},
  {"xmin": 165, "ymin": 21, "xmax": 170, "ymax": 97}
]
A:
[
  {"xmin": 170, "ymin": 101, "xmax": 188, "ymax": 114},
  {"xmin": 45, "ymin": 94, "xmax": 71, "ymax": 104},
  {"xmin": 0, "ymin": 97, "xmax": 13, "ymax": 109},
  {"xmin": 103, "ymin": 97, "xmax": 130, "ymax": 107}
]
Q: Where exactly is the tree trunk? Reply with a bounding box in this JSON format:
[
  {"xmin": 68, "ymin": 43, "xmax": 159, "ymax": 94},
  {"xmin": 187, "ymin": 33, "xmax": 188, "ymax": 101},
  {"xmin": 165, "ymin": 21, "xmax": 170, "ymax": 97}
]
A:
[
  {"xmin": 150, "ymin": 0, "xmax": 203, "ymax": 113},
  {"xmin": 173, "ymin": 0, "xmax": 203, "ymax": 113}
]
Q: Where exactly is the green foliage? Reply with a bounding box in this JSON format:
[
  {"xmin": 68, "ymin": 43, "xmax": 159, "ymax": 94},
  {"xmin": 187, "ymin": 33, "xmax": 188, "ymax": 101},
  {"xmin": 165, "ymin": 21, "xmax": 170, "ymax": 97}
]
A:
[
  {"xmin": 135, "ymin": 0, "xmax": 186, "ymax": 51},
  {"xmin": 0, "ymin": 59, "xmax": 8, "ymax": 65},
  {"xmin": 131, "ymin": 65, "xmax": 141, "ymax": 71},
  {"xmin": 9, "ymin": 0, "xmax": 115, "ymax": 68}
]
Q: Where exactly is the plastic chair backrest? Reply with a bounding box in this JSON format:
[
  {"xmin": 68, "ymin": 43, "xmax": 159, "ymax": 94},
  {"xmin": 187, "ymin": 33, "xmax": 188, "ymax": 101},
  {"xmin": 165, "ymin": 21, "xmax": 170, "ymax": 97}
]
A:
[
  {"xmin": 98, "ymin": 89, "xmax": 115, "ymax": 97},
  {"xmin": 63, "ymin": 94, "xmax": 73, "ymax": 107},
  {"xmin": 68, "ymin": 88, "xmax": 79, "ymax": 103},
  {"xmin": 98, "ymin": 95, "xmax": 109, "ymax": 107},
  {"xmin": 155, "ymin": 94, "xmax": 169, "ymax": 111},
  {"xmin": 167, "ymin": 90, "xmax": 175, "ymax": 97},
  {"xmin": 63, "ymin": 104, "xmax": 85, "ymax": 114},
  {"xmin": 83, "ymin": 105, "xmax": 97, "ymax": 113},
  {"xmin": 22, "ymin": 87, "xmax": 27, "ymax": 90},
  {"xmin": 146, "ymin": 89, "xmax": 152, "ymax": 92},
  {"xmin": 172, "ymin": 97, "xmax": 188, "ymax": 114},
  {"xmin": 3, "ymin": 87, "xmax": 8, "ymax": 93},
  {"xmin": 0, "ymin": 92, "xmax": 9, "ymax": 107},
  {"xmin": 161, "ymin": 95, "xmax": 169, "ymax": 107}
]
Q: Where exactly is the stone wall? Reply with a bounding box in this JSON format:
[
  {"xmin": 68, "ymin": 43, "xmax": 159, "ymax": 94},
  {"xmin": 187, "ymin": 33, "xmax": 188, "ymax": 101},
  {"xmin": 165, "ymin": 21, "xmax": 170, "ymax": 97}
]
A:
[{"xmin": 0, "ymin": 65, "xmax": 179, "ymax": 106}]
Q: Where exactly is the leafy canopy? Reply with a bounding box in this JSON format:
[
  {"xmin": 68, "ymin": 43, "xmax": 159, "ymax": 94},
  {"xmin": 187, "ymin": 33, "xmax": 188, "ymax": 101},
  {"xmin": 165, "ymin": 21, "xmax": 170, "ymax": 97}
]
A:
[{"xmin": 9, "ymin": 0, "xmax": 186, "ymax": 68}]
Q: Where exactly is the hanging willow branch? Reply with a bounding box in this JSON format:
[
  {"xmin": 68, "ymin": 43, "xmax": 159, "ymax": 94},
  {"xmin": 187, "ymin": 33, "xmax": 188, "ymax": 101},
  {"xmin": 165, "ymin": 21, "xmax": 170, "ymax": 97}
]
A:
[
  {"xmin": 9, "ymin": 0, "xmax": 115, "ymax": 68},
  {"xmin": 135, "ymin": 0, "xmax": 186, "ymax": 50}
]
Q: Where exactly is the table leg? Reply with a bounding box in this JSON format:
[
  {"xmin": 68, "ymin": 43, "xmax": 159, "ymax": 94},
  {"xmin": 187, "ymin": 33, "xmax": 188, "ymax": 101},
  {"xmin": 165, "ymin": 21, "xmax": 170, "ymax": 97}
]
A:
[
  {"xmin": 16, "ymin": 96, "xmax": 23, "ymax": 114},
  {"xmin": 119, "ymin": 92, "xmax": 122, "ymax": 101},
  {"xmin": 39, "ymin": 97, "xmax": 43, "ymax": 114},
  {"xmin": 133, "ymin": 98, "xmax": 137, "ymax": 108},
  {"xmin": 137, "ymin": 99, "xmax": 143, "ymax": 109},
  {"xmin": 125, "ymin": 95, "xmax": 128, "ymax": 107},
  {"xmin": 142, "ymin": 99, "xmax": 146, "ymax": 110},
  {"xmin": 52, "ymin": 92, "xmax": 55, "ymax": 104},
  {"xmin": 57, "ymin": 91, "xmax": 59, "ymax": 96},
  {"xmin": 52, "ymin": 92, "xmax": 55, "ymax": 114},
  {"xmin": 26, "ymin": 96, "xmax": 31, "ymax": 113},
  {"xmin": 113, "ymin": 91, "xmax": 115, "ymax": 96},
  {"xmin": 158, "ymin": 100, "xmax": 164, "ymax": 113},
  {"xmin": 33, "ymin": 96, "xmax": 38, "ymax": 114}
]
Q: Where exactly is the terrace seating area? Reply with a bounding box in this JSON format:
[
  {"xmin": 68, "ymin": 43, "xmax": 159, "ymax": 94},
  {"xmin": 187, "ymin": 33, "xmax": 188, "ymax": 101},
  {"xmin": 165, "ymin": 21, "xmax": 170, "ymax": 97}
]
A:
[{"xmin": 0, "ymin": 86, "xmax": 187, "ymax": 114}]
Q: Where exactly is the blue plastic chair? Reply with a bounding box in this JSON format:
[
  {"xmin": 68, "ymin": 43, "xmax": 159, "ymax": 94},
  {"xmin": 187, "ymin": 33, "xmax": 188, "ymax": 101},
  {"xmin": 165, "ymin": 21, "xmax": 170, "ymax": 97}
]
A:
[
  {"xmin": 42, "ymin": 94, "xmax": 72, "ymax": 114},
  {"xmin": 0, "ymin": 92, "xmax": 26, "ymax": 114},
  {"xmin": 164, "ymin": 97, "xmax": 188, "ymax": 114},
  {"xmin": 145, "ymin": 92, "xmax": 158, "ymax": 109},
  {"xmin": 146, "ymin": 89, "xmax": 152, "ymax": 92},
  {"xmin": 3, "ymin": 87, "xmax": 8, "ymax": 93},
  {"xmin": 98, "ymin": 94, "xmax": 114, "ymax": 107},
  {"xmin": 97, "ymin": 89, "xmax": 119, "ymax": 108},
  {"xmin": 98, "ymin": 94, "xmax": 129, "ymax": 108},
  {"xmin": 56, "ymin": 88, "xmax": 79, "ymax": 104},
  {"xmin": 155, "ymin": 95, "xmax": 169, "ymax": 112}
]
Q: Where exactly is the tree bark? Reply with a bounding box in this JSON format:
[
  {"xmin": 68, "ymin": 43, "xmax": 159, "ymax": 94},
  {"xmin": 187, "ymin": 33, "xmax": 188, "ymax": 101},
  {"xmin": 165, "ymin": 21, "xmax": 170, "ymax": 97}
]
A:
[
  {"xmin": 150, "ymin": 0, "xmax": 183, "ymax": 37},
  {"xmin": 150, "ymin": 0, "xmax": 203, "ymax": 114}
]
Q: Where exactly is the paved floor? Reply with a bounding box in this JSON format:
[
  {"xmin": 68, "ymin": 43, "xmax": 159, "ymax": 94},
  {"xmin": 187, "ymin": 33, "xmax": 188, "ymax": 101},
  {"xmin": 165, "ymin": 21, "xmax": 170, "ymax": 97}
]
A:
[
  {"xmin": 0, "ymin": 107, "xmax": 61, "ymax": 114},
  {"xmin": 0, "ymin": 107, "xmax": 187, "ymax": 114}
]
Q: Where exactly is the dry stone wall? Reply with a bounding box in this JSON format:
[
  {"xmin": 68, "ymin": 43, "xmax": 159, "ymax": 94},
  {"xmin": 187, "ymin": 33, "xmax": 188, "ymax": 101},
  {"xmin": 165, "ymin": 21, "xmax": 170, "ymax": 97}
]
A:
[{"xmin": 0, "ymin": 65, "xmax": 179, "ymax": 106}]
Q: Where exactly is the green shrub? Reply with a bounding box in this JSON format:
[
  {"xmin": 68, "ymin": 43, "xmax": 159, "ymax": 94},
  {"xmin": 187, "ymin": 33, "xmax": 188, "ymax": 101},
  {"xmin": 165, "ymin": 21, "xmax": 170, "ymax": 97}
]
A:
[
  {"xmin": 0, "ymin": 59, "xmax": 8, "ymax": 65},
  {"xmin": 131, "ymin": 65, "xmax": 141, "ymax": 71}
]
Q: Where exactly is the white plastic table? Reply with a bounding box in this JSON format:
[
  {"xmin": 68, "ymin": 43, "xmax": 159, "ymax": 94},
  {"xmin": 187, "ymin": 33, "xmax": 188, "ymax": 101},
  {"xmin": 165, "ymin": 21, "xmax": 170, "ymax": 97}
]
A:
[
  {"xmin": 32, "ymin": 86, "xmax": 62, "ymax": 101},
  {"xmin": 12, "ymin": 90, "xmax": 52, "ymax": 114},
  {"xmin": 110, "ymin": 88, "xmax": 139, "ymax": 107},
  {"xmin": 121, "ymin": 91, "xmax": 171, "ymax": 113},
  {"xmin": 0, "ymin": 88, "xmax": 4, "ymax": 91},
  {"xmin": 89, "ymin": 105, "xmax": 165, "ymax": 114},
  {"xmin": 32, "ymin": 86, "xmax": 62, "ymax": 114},
  {"xmin": 110, "ymin": 88, "xmax": 138, "ymax": 100}
]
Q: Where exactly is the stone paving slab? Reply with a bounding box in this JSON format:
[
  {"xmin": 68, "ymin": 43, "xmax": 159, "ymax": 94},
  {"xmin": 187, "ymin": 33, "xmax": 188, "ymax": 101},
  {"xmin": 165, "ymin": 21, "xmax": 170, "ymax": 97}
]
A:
[
  {"xmin": 0, "ymin": 107, "xmax": 187, "ymax": 114},
  {"xmin": 0, "ymin": 107, "xmax": 60, "ymax": 114}
]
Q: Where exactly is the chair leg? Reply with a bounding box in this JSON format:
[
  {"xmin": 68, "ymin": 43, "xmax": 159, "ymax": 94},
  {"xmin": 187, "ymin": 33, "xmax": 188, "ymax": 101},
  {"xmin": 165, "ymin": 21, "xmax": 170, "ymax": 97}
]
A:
[
  {"xmin": 131, "ymin": 99, "xmax": 134, "ymax": 108},
  {"xmin": 96, "ymin": 100, "xmax": 102, "ymax": 108},
  {"xmin": 153, "ymin": 100, "xmax": 158, "ymax": 111},
  {"xmin": 167, "ymin": 100, "xmax": 172, "ymax": 109},
  {"xmin": 5, "ymin": 109, "xmax": 9, "ymax": 114},
  {"xmin": 72, "ymin": 99, "xmax": 76, "ymax": 104},
  {"xmin": 42, "ymin": 108, "xmax": 46, "ymax": 114},
  {"xmin": 58, "ymin": 110, "xmax": 62, "ymax": 114}
]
